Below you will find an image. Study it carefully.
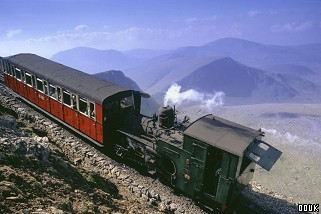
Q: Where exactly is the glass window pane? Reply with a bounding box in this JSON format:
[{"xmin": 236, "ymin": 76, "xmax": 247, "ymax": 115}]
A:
[
  {"xmin": 32, "ymin": 75, "xmax": 36, "ymax": 88},
  {"xmin": 71, "ymin": 94, "xmax": 77, "ymax": 110},
  {"xmin": 63, "ymin": 89, "xmax": 71, "ymax": 106},
  {"xmin": 43, "ymin": 81, "xmax": 48, "ymax": 94},
  {"xmin": 78, "ymin": 96, "xmax": 88, "ymax": 115},
  {"xmin": 89, "ymin": 102, "xmax": 95, "ymax": 119},
  {"xmin": 36, "ymin": 78, "xmax": 43, "ymax": 92},
  {"xmin": 21, "ymin": 70, "xmax": 25, "ymax": 82},
  {"xmin": 6, "ymin": 63, "xmax": 12, "ymax": 75},
  {"xmin": 15, "ymin": 69, "xmax": 21, "ymax": 80},
  {"xmin": 26, "ymin": 73, "xmax": 32, "ymax": 86},
  {"xmin": 120, "ymin": 96, "xmax": 134, "ymax": 109},
  {"xmin": 57, "ymin": 87, "xmax": 62, "ymax": 102},
  {"xmin": 49, "ymin": 84, "xmax": 56, "ymax": 99}
]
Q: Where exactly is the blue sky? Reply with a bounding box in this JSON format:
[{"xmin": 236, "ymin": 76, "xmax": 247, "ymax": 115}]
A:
[{"xmin": 1, "ymin": 0, "xmax": 320, "ymax": 57}]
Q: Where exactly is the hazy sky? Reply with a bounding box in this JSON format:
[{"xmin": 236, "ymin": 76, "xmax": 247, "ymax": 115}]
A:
[{"xmin": 1, "ymin": 0, "xmax": 320, "ymax": 57}]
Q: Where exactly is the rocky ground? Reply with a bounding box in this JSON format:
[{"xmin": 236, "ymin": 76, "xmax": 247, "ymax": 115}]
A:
[{"xmin": 0, "ymin": 78, "xmax": 304, "ymax": 214}]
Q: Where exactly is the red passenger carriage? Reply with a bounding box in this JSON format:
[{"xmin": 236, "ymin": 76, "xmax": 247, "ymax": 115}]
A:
[{"xmin": 1, "ymin": 54, "xmax": 140, "ymax": 146}]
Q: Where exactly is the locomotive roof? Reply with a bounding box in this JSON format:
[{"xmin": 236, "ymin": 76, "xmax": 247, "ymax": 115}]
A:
[
  {"xmin": 5, "ymin": 53, "xmax": 133, "ymax": 103},
  {"xmin": 184, "ymin": 114, "xmax": 261, "ymax": 157}
]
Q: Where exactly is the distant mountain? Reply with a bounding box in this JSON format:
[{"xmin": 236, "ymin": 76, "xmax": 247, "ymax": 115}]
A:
[
  {"xmin": 177, "ymin": 57, "xmax": 319, "ymax": 104},
  {"xmin": 124, "ymin": 49, "xmax": 169, "ymax": 59},
  {"xmin": 125, "ymin": 38, "xmax": 321, "ymax": 96},
  {"xmin": 51, "ymin": 47, "xmax": 142, "ymax": 74},
  {"xmin": 94, "ymin": 70, "xmax": 141, "ymax": 91},
  {"xmin": 173, "ymin": 38, "xmax": 321, "ymax": 68},
  {"xmin": 51, "ymin": 47, "xmax": 169, "ymax": 74},
  {"xmin": 260, "ymin": 64, "xmax": 316, "ymax": 76},
  {"xmin": 126, "ymin": 54, "xmax": 218, "ymax": 93},
  {"xmin": 93, "ymin": 70, "xmax": 159, "ymax": 116}
]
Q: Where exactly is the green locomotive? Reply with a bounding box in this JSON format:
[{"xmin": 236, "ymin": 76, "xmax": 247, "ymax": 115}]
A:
[{"xmin": 113, "ymin": 105, "xmax": 282, "ymax": 212}]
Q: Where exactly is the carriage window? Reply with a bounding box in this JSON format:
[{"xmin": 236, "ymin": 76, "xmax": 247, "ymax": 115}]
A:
[
  {"xmin": 105, "ymin": 101, "xmax": 119, "ymax": 113},
  {"xmin": 43, "ymin": 81, "xmax": 48, "ymax": 95},
  {"xmin": 57, "ymin": 87, "xmax": 62, "ymax": 102},
  {"xmin": 63, "ymin": 89, "xmax": 71, "ymax": 106},
  {"xmin": 71, "ymin": 94, "xmax": 77, "ymax": 110},
  {"xmin": 36, "ymin": 77, "xmax": 44, "ymax": 92},
  {"xmin": 26, "ymin": 73, "xmax": 32, "ymax": 86},
  {"xmin": 11, "ymin": 65, "xmax": 15, "ymax": 77},
  {"xmin": 49, "ymin": 84, "xmax": 56, "ymax": 99},
  {"xmin": 2, "ymin": 62, "xmax": 7, "ymax": 74},
  {"xmin": 78, "ymin": 96, "xmax": 88, "ymax": 115},
  {"xmin": 89, "ymin": 102, "xmax": 95, "ymax": 119},
  {"xmin": 32, "ymin": 75, "xmax": 36, "ymax": 88},
  {"xmin": 15, "ymin": 68, "xmax": 22, "ymax": 80},
  {"xmin": 120, "ymin": 96, "xmax": 134, "ymax": 109},
  {"xmin": 6, "ymin": 63, "xmax": 12, "ymax": 75},
  {"xmin": 21, "ymin": 70, "xmax": 25, "ymax": 82}
]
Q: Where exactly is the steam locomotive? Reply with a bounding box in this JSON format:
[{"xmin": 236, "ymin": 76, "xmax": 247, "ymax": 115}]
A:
[{"xmin": 0, "ymin": 54, "xmax": 281, "ymax": 212}]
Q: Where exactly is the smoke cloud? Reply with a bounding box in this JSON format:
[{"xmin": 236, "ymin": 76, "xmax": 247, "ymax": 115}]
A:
[
  {"xmin": 262, "ymin": 128, "xmax": 299, "ymax": 143},
  {"xmin": 163, "ymin": 83, "xmax": 225, "ymax": 111},
  {"xmin": 261, "ymin": 127, "xmax": 321, "ymax": 150}
]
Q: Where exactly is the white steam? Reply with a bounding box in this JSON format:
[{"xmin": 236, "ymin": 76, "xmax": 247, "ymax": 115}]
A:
[
  {"xmin": 261, "ymin": 127, "xmax": 321, "ymax": 150},
  {"xmin": 262, "ymin": 128, "xmax": 299, "ymax": 143},
  {"xmin": 163, "ymin": 83, "xmax": 225, "ymax": 111}
]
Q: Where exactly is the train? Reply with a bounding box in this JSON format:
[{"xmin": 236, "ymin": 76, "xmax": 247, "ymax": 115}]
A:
[{"xmin": 0, "ymin": 53, "xmax": 281, "ymax": 212}]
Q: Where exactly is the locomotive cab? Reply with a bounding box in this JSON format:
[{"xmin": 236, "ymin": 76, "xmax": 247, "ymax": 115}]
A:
[
  {"xmin": 182, "ymin": 115, "xmax": 282, "ymax": 211},
  {"xmin": 155, "ymin": 114, "xmax": 282, "ymax": 211},
  {"xmin": 102, "ymin": 91, "xmax": 142, "ymax": 143}
]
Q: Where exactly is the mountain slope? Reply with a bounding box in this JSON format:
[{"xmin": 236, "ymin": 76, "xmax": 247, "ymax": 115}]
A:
[
  {"xmin": 260, "ymin": 64, "xmax": 316, "ymax": 76},
  {"xmin": 94, "ymin": 70, "xmax": 141, "ymax": 91},
  {"xmin": 177, "ymin": 57, "xmax": 319, "ymax": 104},
  {"xmin": 51, "ymin": 47, "xmax": 143, "ymax": 74},
  {"xmin": 126, "ymin": 55, "xmax": 220, "ymax": 93},
  {"xmin": 200, "ymin": 38, "xmax": 321, "ymax": 67},
  {"xmin": 178, "ymin": 57, "xmax": 259, "ymax": 97},
  {"xmin": 125, "ymin": 38, "xmax": 321, "ymax": 96}
]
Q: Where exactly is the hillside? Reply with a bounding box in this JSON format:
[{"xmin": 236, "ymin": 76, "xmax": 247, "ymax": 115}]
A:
[
  {"xmin": 51, "ymin": 47, "xmax": 142, "ymax": 74},
  {"xmin": 193, "ymin": 38, "xmax": 321, "ymax": 68},
  {"xmin": 94, "ymin": 70, "xmax": 141, "ymax": 91},
  {"xmin": 177, "ymin": 57, "xmax": 319, "ymax": 104},
  {"xmin": 125, "ymin": 38, "xmax": 321, "ymax": 98},
  {"xmin": 260, "ymin": 64, "xmax": 316, "ymax": 76},
  {"xmin": 51, "ymin": 47, "xmax": 168, "ymax": 74},
  {"xmin": 126, "ymin": 55, "xmax": 219, "ymax": 93}
]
